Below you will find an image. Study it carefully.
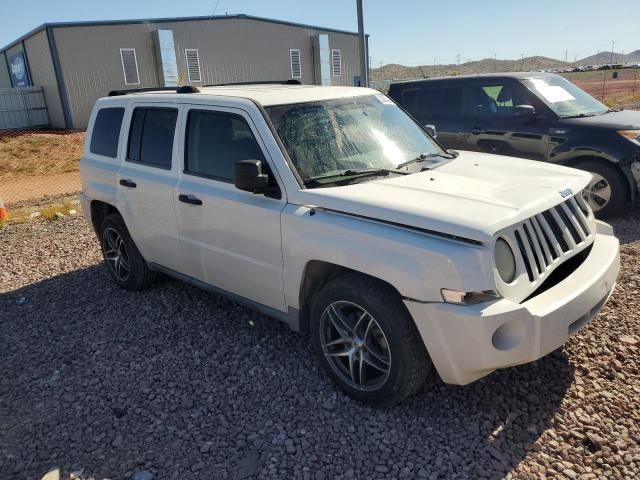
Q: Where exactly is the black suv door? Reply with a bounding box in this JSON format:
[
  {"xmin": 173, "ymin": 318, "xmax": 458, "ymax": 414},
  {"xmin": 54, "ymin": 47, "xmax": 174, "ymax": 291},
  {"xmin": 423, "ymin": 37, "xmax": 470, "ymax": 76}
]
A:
[
  {"xmin": 464, "ymin": 79, "xmax": 550, "ymax": 161},
  {"xmin": 394, "ymin": 83, "xmax": 466, "ymax": 150}
]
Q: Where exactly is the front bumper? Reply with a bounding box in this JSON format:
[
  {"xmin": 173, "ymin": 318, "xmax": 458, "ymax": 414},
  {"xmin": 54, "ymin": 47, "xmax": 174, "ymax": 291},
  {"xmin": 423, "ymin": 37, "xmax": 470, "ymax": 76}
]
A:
[{"xmin": 405, "ymin": 221, "xmax": 620, "ymax": 385}]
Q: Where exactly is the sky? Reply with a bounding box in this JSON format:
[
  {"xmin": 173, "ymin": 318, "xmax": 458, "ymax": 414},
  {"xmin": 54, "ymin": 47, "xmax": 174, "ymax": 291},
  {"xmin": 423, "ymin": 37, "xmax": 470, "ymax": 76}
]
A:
[{"xmin": 1, "ymin": 0, "xmax": 638, "ymax": 66}]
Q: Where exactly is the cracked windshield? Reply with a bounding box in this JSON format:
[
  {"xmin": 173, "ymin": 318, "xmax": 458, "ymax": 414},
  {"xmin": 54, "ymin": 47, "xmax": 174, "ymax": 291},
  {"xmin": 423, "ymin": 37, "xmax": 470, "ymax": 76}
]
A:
[{"xmin": 266, "ymin": 94, "xmax": 443, "ymax": 184}]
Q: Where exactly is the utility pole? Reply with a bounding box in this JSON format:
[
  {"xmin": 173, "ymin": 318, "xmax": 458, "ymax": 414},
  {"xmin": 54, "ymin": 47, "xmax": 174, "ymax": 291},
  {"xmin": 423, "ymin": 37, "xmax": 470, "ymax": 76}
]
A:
[
  {"xmin": 565, "ymin": 50, "xmax": 568, "ymax": 63},
  {"xmin": 610, "ymin": 40, "xmax": 615, "ymax": 65},
  {"xmin": 596, "ymin": 50, "xmax": 600, "ymax": 66},
  {"xmin": 356, "ymin": 0, "xmax": 368, "ymax": 87},
  {"xmin": 493, "ymin": 52, "xmax": 497, "ymax": 72},
  {"xmin": 521, "ymin": 53, "xmax": 524, "ymax": 61},
  {"xmin": 457, "ymin": 53, "xmax": 460, "ymax": 66}
]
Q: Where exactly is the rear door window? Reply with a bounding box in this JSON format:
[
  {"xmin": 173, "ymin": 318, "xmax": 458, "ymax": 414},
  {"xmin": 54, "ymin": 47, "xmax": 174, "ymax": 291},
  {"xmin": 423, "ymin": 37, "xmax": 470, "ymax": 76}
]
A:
[
  {"xmin": 126, "ymin": 107, "xmax": 178, "ymax": 169},
  {"xmin": 90, "ymin": 107, "xmax": 125, "ymax": 158},
  {"xmin": 413, "ymin": 86, "xmax": 463, "ymax": 120}
]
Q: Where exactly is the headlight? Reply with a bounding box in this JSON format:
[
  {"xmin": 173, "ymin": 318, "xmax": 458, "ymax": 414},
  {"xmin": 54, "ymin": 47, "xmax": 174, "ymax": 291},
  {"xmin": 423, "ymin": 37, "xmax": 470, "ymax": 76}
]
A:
[
  {"xmin": 495, "ymin": 238, "xmax": 516, "ymax": 283},
  {"xmin": 618, "ymin": 130, "xmax": 640, "ymax": 146}
]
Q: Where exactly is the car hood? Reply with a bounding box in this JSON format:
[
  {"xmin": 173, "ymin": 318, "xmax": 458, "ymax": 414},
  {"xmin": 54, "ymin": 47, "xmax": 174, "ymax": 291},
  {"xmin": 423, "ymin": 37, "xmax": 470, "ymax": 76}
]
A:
[
  {"xmin": 560, "ymin": 109, "xmax": 640, "ymax": 129},
  {"xmin": 296, "ymin": 152, "xmax": 591, "ymax": 243}
]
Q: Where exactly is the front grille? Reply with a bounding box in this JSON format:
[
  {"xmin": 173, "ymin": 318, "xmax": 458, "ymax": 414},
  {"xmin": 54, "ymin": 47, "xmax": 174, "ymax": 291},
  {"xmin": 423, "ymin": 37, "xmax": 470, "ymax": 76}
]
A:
[{"xmin": 513, "ymin": 196, "xmax": 593, "ymax": 282}]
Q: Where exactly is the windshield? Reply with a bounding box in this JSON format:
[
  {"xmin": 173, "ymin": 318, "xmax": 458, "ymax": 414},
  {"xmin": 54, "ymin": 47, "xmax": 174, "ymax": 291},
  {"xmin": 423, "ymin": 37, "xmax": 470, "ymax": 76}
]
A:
[
  {"xmin": 266, "ymin": 94, "xmax": 444, "ymax": 183},
  {"xmin": 523, "ymin": 76, "xmax": 608, "ymax": 118}
]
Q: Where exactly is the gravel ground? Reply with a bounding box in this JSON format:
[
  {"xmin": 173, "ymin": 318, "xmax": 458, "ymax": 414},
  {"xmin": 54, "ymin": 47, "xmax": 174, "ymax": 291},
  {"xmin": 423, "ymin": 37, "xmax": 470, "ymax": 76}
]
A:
[{"xmin": 1, "ymin": 212, "xmax": 639, "ymax": 480}]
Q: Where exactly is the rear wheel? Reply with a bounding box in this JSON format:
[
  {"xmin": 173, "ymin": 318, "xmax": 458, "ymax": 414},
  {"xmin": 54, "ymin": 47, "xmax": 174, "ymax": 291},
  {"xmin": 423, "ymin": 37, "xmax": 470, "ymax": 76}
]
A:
[
  {"xmin": 310, "ymin": 273, "xmax": 431, "ymax": 405},
  {"xmin": 574, "ymin": 160, "xmax": 627, "ymax": 218},
  {"xmin": 99, "ymin": 213, "xmax": 155, "ymax": 290}
]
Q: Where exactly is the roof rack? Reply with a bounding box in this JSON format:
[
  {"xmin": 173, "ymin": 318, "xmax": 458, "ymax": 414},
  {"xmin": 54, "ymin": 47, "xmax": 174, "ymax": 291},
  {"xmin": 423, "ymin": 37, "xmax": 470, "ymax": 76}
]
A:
[
  {"xmin": 202, "ymin": 79, "xmax": 303, "ymax": 87},
  {"xmin": 108, "ymin": 86, "xmax": 200, "ymax": 97}
]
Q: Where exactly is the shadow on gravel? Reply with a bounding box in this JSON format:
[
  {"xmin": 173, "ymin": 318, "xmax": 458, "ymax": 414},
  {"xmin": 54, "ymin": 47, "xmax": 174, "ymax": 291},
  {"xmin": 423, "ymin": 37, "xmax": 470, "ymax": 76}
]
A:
[
  {"xmin": 1, "ymin": 265, "xmax": 573, "ymax": 480},
  {"xmin": 608, "ymin": 204, "xmax": 640, "ymax": 244}
]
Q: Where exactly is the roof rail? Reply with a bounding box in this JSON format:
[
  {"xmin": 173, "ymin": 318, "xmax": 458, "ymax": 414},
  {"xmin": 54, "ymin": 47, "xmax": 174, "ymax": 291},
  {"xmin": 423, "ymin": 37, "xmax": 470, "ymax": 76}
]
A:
[
  {"xmin": 203, "ymin": 79, "xmax": 303, "ymax": 87},
  {"xmin": 108, "ymin": 86, "xmax": 200, "ymax": 96}
]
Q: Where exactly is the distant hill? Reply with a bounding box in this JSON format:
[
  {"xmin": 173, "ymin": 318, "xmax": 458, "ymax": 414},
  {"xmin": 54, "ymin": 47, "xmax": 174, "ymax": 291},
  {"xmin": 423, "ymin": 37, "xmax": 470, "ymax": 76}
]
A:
[
  {"xmin": 371, "ymin": 56, "xmax": 569, "ymax": 81},
  {"xmin": 575, "ymin": 50, "xmax": 640, "ymax": 66}
]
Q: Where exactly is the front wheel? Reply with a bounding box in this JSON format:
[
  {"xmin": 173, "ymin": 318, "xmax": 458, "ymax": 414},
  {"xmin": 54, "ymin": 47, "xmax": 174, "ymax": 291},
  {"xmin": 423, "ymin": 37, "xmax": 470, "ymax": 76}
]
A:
[
  {"xmin": 574, "ymin": 160, "xmax": 627, "ymax": 218},
  {"xmin": 310, "ymin": 273, "xmax": 431, "ymax": 405}
]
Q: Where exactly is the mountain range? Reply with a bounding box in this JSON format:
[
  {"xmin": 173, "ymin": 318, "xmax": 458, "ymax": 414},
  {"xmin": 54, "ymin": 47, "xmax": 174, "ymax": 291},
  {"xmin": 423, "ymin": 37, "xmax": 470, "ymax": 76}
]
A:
[{"xmin": 371, "ymin": 50, "xmax": 640, "ymax": 81}]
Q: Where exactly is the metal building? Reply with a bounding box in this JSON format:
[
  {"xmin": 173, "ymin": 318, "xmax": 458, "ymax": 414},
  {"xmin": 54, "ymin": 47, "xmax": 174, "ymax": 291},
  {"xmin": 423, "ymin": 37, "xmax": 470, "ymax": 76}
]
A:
[{"xmin": 0, "ymin": 15, "xmax": 367, "ymax": 129}]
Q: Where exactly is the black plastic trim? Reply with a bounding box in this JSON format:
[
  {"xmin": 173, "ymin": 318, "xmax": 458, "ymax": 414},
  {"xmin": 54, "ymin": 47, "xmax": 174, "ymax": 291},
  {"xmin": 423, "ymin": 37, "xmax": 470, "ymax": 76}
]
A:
[{"xmin": 109, "ymin": 86, "xmax": 199, "ymax": 96}]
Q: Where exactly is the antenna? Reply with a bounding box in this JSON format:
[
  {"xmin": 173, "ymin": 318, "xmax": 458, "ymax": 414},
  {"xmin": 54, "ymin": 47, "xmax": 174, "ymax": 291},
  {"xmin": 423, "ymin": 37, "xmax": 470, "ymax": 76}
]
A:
[{"xmin": 211, "ymin": 0, "xmax": 222, "ymax": 16}]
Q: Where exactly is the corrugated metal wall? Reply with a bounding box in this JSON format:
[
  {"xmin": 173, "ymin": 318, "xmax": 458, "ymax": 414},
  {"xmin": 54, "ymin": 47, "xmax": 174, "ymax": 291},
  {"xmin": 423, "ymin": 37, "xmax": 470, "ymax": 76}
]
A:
[
  {"xmin": 0, "ymin": 54, "xmax": 11, "ymax": 88},
  {"xmin": 0, "ymin": 86, "xmax": 49, "ymax": 130},
  {"xmin": 51, "ymin": 18, "xmax": 362, "ymax": 128},
  {"xmin": 23, "ymin": 30, "xmax": 66, "ymax": 128}
]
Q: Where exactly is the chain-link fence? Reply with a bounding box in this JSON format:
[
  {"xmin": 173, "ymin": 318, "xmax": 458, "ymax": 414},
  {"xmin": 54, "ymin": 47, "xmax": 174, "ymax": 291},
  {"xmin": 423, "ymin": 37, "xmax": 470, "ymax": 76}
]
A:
[{"xmin": 0, "ymin": 129, "xmax": 85, "ymax": 224}]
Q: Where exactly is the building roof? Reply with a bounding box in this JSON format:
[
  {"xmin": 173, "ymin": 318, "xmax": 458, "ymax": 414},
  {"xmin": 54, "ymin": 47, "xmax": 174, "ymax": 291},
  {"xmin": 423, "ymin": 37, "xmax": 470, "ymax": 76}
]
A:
[
  {"xmin": 106, "ymin": 85, "xmax": 379, "ymax": 107},
  {"xmin": 1, "ymin": 14, "xmax": 364, "ymax": 54}
]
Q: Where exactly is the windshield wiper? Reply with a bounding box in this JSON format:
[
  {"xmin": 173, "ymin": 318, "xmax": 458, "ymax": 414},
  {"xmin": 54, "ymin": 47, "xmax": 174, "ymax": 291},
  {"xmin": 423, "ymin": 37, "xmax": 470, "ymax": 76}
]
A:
[
  {"xmin": 396, "ymin": 152, "xmax": 456, "ymax": 169},
  {"xmin": 561, "ymin": 113, "xmax": 598, "ymax": 119},
  {"xmin": 304, "ymin": 168, "xmax": 408, "ymax": 187}
]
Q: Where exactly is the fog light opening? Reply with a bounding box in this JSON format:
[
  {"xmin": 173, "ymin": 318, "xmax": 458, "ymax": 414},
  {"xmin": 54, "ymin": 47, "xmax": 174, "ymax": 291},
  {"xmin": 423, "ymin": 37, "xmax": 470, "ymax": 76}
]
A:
[{"xmin": 492, "ymin": 320, "xmax": 526, "ymax": 351}]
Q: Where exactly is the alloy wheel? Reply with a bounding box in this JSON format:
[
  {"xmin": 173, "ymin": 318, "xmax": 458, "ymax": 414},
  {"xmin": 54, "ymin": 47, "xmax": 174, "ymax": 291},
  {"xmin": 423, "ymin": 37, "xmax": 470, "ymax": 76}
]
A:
[
  {"xmin": 102, "ymin": 227, "xmax": 131, "ymax": 282},
  {"xmin": 583, "ymin": 173, "xmax": 611, "ymax": 212},
  {"xmin": 319, "ymin": 301, "xmax": 391, "ymax": 391}
]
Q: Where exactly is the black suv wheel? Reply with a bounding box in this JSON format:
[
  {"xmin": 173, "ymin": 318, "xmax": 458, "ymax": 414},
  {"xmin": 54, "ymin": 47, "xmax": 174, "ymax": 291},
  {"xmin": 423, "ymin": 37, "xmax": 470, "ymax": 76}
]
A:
[{"xmin": 575, "ymin": 160, "xmax": 627, "ymax": 218}]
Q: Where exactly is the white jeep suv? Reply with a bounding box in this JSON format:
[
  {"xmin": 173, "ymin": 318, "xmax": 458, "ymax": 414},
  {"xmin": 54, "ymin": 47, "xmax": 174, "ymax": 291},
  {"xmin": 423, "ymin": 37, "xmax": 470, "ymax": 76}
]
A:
[{"xmin": 80, "ymin": 83, "xmax": 620, "ymax": 405}]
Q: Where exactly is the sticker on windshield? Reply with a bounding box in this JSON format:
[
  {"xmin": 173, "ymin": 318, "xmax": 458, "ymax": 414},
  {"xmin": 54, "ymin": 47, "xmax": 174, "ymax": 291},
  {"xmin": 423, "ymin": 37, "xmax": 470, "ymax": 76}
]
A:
[
  {"xmin": 375, "ymin": 94, "xmax": 395, "ymax": 105},
  {"xmin": 531, "ymin": 79, "xmax": 575, "ymax": 103}
]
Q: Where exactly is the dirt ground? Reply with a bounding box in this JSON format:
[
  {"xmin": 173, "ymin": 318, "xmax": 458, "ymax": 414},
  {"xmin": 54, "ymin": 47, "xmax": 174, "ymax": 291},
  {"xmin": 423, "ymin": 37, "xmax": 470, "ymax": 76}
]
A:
[{"xmin": 0, "ymin": 131, "xmax": 85, "ymax": 205}]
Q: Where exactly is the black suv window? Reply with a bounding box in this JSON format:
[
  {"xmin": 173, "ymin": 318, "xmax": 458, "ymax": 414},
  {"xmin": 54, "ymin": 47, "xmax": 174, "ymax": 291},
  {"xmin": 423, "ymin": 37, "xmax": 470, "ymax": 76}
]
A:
[
  {"xmin": 470, "ymin": 83, "xmax": 534, "ymax": 118},
  {"xmin": 90, "ymin": 107, "xmax": 125, "ymax": 158},
  {"xmin": 185, "ymin": 110, "xmax": 265, "ymax": 181},
  {"xmin": 127, "ymin": 107, "xmax": 178, "ymax": 169},
  {"xmin": 402, "ymin": 86, "xmax": 463, "ymax": 121}
]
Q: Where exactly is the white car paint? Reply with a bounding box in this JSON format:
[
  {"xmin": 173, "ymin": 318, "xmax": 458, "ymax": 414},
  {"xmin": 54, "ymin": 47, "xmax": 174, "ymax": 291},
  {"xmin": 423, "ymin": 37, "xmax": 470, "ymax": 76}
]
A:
[{"xmin": 80, "ymin": 85, "xmax": 620, "ymax": 386}]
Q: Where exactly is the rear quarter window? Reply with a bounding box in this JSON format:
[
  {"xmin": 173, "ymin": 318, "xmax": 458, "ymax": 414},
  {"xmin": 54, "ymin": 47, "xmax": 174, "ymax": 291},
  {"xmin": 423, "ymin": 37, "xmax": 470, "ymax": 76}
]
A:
[{"xmin": 89, "ymin": 107, "xmax": 125, "ymax": 158}]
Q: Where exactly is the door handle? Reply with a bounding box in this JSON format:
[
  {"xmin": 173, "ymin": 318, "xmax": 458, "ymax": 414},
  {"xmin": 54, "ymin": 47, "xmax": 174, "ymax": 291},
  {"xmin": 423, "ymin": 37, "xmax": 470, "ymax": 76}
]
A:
[
  {"xmin": 178, "ymin": 194, "xmax": 203, "ymax": 206},
  {"xmin": 119, "ymin": 179, "xmax": 137, "ymax": 188},
  {"xmin": 471, "ymin": 127, "xmax": 486, "ymax": 135}
]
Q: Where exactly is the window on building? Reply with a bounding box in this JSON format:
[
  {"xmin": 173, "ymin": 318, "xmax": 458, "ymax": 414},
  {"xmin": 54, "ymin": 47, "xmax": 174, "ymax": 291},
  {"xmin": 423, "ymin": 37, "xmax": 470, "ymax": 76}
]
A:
[
  {"xmin": 120, "ymin": 48, "xmax": 140, "ymax": 85},
  {"xmin": 185, "ymin": 110, "xmax": 265, "ymax": 182},
  {"xmin": 290, "ymin": 49, "xmax": 302, "ymax": 79},
  {"xmin": 331, "ymin": 49, "xmax": 342, "ymax": 77},
  {"xmin": 127, "ymin": 107, "xmax": 178, "ymax": 169},
  {"xmin": 90, "ymin": 107, "xmax": 125, "ymax": 158},
  {"xmin": 185, "ymin": 49, "xmax": 202, "ymax": 83}
]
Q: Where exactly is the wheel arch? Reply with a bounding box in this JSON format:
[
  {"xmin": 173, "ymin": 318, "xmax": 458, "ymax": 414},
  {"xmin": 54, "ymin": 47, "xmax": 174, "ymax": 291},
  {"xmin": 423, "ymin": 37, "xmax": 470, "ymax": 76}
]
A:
[
  {"xmin": 297, "ymin": 260, "xmax": 405, "ymax": 334},
  {"xmin": 89, "ymin": 200, "xmax": 120, "ymax": 235}
]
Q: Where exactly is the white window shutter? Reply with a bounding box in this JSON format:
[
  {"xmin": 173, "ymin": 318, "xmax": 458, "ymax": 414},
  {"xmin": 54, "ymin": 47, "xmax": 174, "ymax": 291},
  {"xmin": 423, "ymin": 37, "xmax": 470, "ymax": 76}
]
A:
[
  {"xmin": 120, "ymin": 48, "xmax": 140, "ymax": 85},
  {"xmin": 290, "ymin": 49, "xmax": 302, "ymax": 79},
  {"xmin": 185, "ymin": 49, "xmax": 202, "ymax": 83},
  {"xmin": 331, "ymin": 49, "xmax": 342, "ymax": 77}
]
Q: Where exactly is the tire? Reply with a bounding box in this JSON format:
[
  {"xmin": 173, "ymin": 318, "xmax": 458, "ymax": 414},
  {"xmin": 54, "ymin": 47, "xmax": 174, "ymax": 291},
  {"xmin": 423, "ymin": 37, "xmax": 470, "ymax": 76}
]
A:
[
  {"xmin": 574, "ymin": 160, "xmax": 627, "ymax": 218},
  {"xmin": 99, "ymin": 213, "xmax": 155, "ymax": 290},
  {"xmin": 310, "ymin": 273, "xmax": 431, "ymax": 405}
]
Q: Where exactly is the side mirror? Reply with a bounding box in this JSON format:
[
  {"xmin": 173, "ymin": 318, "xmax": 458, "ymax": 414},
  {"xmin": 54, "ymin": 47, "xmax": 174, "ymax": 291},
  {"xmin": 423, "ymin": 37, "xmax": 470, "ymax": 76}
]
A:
[
  {"xmin": 424, "ymin": 124, "xmax": 437, "ymax": 138},
  {"xmin": 235, "ymin": 160, "xmax": 270, "ymax": 193},
  {"xmin": 514, "ymin": 105, "xmax": 536, "ymax": 118}
]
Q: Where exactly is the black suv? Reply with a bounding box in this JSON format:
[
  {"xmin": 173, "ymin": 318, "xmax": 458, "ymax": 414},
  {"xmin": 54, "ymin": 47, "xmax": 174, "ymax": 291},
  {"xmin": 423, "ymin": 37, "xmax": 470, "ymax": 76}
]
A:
[{"xmin": 389, "ymin": 73, "xmax": 640, "ymax": 217}]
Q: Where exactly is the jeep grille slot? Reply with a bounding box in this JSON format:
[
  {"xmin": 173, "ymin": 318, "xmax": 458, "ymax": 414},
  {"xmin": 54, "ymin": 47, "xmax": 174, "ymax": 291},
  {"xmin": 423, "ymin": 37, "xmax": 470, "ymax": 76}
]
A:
[{"xmin": 497, "ymin": 195, "xmax": 595, "ymax": 301}]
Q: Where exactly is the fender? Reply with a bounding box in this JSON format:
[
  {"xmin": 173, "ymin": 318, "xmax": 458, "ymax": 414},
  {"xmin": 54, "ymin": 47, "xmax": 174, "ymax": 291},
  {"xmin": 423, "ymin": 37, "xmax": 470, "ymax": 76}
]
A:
[{"xmin": 281, "ymin": 205, "xmax": 495, "ymax": 309}]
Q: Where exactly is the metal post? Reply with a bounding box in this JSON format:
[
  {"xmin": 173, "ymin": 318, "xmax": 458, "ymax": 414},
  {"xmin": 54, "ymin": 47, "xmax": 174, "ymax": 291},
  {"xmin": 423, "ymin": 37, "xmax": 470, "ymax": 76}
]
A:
[{"xmin": 356, "ymin": 0, "xmax": 368, "ymax": 87}]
